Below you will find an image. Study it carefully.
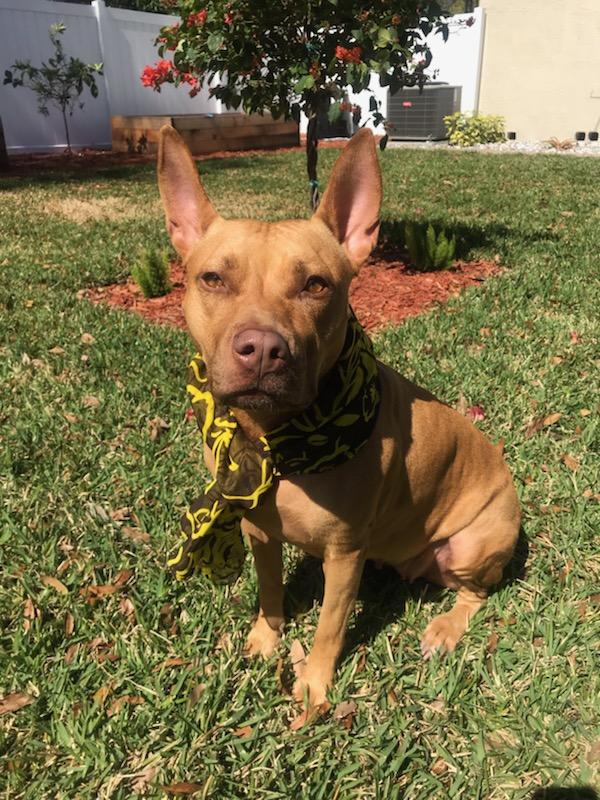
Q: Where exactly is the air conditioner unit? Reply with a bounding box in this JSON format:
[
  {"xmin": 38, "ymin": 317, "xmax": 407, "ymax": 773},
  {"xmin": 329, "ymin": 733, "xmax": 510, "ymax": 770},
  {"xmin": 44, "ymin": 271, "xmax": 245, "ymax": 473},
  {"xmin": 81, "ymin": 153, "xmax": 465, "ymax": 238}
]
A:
[{"xmin": 387, "ymin": 83, "xmax": 462, "ymax": 141}]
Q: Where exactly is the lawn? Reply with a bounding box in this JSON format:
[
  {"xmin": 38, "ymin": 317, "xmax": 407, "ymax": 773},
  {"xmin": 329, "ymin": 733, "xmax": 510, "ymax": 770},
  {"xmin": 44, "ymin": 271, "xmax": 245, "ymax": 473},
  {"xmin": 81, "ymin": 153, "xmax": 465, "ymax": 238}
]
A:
[{"xmin": 1, "ymin": 146, "xmax": 598, "ymax": 800}]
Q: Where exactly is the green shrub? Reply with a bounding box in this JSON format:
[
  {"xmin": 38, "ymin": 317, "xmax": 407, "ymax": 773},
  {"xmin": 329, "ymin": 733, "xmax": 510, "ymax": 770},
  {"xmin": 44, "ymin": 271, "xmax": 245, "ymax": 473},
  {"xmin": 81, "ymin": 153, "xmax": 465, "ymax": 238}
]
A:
[
  {"xmin": 444, "ymin": 112, "xmax": 506, "ymax": 147},
  {"xmin": 405, "ymin": 222, "xmax": 456, "ymax": 271},
  {"xmin": 131, "ymin": 248, "xmax": 172, "ymax": 298}
]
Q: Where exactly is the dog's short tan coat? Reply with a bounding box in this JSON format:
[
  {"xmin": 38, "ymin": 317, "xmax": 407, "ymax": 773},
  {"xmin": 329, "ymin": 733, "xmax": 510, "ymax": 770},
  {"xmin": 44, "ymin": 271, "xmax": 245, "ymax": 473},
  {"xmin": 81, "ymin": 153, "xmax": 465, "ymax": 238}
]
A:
[{"xmin": 157, "ymin": 126, "xmax": 520, "ymax": 707}]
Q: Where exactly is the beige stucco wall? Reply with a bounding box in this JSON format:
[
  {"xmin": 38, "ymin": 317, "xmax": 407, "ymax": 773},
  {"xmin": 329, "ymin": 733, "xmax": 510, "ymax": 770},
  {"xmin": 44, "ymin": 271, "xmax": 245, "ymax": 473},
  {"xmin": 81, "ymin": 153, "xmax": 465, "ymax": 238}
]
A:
[{"xmin": 478, "ymin": 0, "xmax": 600, "ymax": 141}]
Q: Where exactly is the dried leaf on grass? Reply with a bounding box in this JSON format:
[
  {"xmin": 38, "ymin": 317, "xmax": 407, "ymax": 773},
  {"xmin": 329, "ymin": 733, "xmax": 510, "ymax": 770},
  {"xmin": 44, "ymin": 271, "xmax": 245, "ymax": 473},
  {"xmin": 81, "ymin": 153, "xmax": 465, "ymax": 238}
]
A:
[
  {"xmin": 149, "ymin": 416, "xmax": 170, "ymax": 442},
  {"xmin": 64, "ymin": 643, "xmax": 80, "ymax": 664},
  {"xmin": 80, "ymin": 568, "xmax": 134, "ymax": 604},
  {"xmin": 64, "ymin": 612, "xmax": 75, "ymax": 636},
  {"xmin": 232, "ymin": 725, "xmax": 253, "ymax": 738},
  {"xmin": 187, "ymin": 683, "xmax": 207, "ymax": 708},
  {"xmin": 154, "ymin": 657, "xmax": 189, "ymax": 672},
  {"xmin": 41, "ymin": 575, "xmax": 69, "ymax": 595},
  {"xmin": 487, "ymin": 631, "xmax": 499, "ymax": 654},
  {"xmin": 562, "ymin": 453, "xmax": 580, "ymax": 472},
  {"xmin": 333, "ymin": 699, "xmax": 357, "ymax": 730},
  {"xmin": 122, "ymin": 525, "xmax": 150, "ymax": 543},
  {"xmin": 23, "ymin": 597, "xmax": 39, "ymax": 633},
  {"xmin": 431, "ymin": 757, "xmax": 449, "ymax": 776},
  {"xmin": 107, "ymin": 695, "xmax": 145, "ymax": 717},
  {"xmin": 525, "ymin": 412, "xmax": 562, "ymax": 438},
  {"xmin": 83, "ymin": 394, "xmax": 100, "ymax": 409},
  {"xmin": 119, "ymin": 597, "xmax": 135, "ymax": 618},
  {"xmin": 0, "ymin": 693, "xmax": 34, "ymax": 715},
  {"xmin": 161, "ymin": 782, "xmax": 203, "ymax": 796},
  {"xmin": 93, "ymin": 684, "xmax": 112, "ymax": 708},
  {"xmin": 586, "ymin": 741, "xmax": 600, "ymax": 765},
  {"xmin": 131, "ymin": 765, "xmax": 158, "ymax": 794},
  {"xmin": 110, "ymin": 507, "xmax": 131, "ymax": 522}
]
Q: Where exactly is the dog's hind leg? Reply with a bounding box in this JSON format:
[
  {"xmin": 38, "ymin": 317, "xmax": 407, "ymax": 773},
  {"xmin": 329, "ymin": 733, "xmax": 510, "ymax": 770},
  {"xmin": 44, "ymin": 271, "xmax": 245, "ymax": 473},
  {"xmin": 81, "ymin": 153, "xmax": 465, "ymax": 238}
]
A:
[
  {"xmin": 419, "ymin": 494, "xmax": 520, "ymax": 659},
  {"xmin": 243, "ymin": 524, "xmax": 285, "ymax": 658}
]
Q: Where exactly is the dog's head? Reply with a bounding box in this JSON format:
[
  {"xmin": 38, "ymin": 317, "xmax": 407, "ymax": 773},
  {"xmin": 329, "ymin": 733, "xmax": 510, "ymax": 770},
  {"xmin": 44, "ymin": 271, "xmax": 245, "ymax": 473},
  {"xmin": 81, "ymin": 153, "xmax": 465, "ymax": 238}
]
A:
[{"xmin": 157, "ymin": 125, "xmax": 381, "ymax": 421}]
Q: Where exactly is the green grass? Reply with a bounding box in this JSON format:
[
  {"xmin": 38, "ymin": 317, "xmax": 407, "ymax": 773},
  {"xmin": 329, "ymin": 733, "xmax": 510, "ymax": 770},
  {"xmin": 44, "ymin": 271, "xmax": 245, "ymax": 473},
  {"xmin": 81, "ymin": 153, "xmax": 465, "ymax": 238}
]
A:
[{"xmin": 1, "ymin": 147, "xmax": 599, "ymax": 800}]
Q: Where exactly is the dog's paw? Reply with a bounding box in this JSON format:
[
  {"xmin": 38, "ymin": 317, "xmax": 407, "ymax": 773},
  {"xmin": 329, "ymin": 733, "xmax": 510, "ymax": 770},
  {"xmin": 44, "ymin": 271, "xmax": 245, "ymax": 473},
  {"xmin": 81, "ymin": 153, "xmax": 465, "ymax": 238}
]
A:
[
  {"xmin": 243, "ymin": 616, "xmax": 282, "ymax": 659},
  {"xmin": 292, "ymin": 665, "xmax": 331, "ymax": 708},
  {"xmin": 420, "ymin": 611, "xmax": 465, "ymax": 660}
]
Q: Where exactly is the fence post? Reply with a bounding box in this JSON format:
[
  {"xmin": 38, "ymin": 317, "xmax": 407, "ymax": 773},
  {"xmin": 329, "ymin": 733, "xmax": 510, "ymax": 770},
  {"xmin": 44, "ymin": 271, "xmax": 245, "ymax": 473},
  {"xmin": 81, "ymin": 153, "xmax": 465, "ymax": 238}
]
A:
[
  {"xmin": 0, "ymin": 116, "xmax": 9, "ymax": 171},
  {"xmin": 92, "ymin": 0, "xmax": 114, "ymax": 117}
]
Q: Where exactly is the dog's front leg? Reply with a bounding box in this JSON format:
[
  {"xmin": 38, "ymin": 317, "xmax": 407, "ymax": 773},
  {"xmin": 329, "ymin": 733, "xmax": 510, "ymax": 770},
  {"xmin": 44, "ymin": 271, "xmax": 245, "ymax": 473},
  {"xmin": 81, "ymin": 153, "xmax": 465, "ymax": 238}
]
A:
[
  {"xmin": 243, "ymin": 523, "xmax": 284, "ymax": 658},
  {"xmin": 293, "ymin": 549, "xmax": 366, "ymax": 707}
]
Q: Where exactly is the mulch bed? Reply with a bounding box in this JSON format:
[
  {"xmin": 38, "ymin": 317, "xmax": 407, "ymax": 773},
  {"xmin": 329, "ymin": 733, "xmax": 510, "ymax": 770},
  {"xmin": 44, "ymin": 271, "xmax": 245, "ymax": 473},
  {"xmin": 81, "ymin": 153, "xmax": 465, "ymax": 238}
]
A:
[
  {"xmin": 5, "ymin": 138, "xmax": 349, "ymax": 177},
  {"xmin": 86, "ymin": 253, "xmax": 498, "ymax": 333}
]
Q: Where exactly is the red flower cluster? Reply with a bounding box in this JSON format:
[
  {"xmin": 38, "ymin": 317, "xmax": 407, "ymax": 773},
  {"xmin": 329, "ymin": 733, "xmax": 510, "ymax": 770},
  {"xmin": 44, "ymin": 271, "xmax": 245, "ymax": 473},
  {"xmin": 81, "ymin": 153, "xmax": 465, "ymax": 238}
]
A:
[
  {"xmin": 141, "ymin": 59, "xmax": 173, "ymax": 89},
  {"xmin": 224, "ymin": 12, "xmax": 233, "ymax": 24},
  {"xmin": 141, "ymin": 60, "xmax": 200, "ymax": 97},
  {"xmin": 187, "ymin": 9, "xmax": 207, "ymax": 27},
  {"xmin": 335, "ymin": 46, "xmax": 362, "ymax": 64}
]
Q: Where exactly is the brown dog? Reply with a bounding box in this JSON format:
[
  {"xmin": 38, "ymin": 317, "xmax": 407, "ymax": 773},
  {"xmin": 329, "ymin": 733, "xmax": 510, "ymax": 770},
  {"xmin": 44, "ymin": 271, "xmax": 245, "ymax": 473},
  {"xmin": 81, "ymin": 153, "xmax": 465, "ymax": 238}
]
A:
[{"xmin": 157, "ymin": 125, "xmax": 520, "ymax": 707}]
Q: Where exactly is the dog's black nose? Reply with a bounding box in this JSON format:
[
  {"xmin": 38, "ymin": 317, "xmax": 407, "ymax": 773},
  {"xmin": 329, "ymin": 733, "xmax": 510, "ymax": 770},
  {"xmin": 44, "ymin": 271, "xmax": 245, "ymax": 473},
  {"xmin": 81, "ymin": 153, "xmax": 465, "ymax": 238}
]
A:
[{"xmin": 232, "ymin": 329, "xmax": 290, "ymax": 376}]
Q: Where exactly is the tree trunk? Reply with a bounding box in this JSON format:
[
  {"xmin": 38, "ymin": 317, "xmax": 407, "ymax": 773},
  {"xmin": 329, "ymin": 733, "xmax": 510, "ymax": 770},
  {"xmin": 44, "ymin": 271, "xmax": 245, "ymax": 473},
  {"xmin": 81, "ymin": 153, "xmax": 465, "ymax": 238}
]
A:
[
  {"xmin": 61, "ymin": 106, "xmax": 72, "ymax": 154},
  {"xmin": 306, "ymin": 112, "xmax": 319, "ymax": 210},
  {"xmin": 0, "ymin": 117, "xmax": 9, "ymax": 172}
]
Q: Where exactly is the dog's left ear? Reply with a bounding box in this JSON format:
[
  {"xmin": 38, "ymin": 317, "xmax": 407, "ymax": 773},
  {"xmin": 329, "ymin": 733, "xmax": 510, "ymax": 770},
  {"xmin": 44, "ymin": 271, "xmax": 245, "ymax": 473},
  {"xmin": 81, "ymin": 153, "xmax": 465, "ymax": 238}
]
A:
[{"xmin": 315, "ymin": 128, "xmax": 382, "ymax": 269}]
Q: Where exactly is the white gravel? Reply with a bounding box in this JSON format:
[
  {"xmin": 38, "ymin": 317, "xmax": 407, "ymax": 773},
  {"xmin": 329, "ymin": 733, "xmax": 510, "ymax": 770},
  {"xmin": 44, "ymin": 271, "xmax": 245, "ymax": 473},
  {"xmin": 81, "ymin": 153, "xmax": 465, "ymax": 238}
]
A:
[{"xmin": 387, "ymin": 139, "xmax": 600, "ymax": 156}]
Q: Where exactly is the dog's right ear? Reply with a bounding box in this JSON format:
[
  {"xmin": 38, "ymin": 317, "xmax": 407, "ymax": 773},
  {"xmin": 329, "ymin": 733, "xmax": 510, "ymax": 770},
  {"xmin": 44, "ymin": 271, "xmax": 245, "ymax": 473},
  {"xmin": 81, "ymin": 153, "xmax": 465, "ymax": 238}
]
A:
[{"xmin": 157, "ymin": 125, "xmax": 219, "ymax": 260}]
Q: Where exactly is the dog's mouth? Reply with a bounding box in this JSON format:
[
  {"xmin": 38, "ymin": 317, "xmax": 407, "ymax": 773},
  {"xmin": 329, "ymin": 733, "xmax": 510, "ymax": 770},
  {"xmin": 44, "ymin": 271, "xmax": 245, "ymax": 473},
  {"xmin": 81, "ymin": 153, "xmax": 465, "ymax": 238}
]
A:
[{"xmin": 217, "ymin": 369, "xmax": 313, "ymax": 412}]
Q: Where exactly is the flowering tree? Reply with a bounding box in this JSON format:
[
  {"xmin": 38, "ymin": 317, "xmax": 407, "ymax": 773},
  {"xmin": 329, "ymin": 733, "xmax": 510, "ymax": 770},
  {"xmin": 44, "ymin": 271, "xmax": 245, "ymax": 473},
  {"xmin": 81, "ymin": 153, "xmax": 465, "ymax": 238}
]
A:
[{"xmin": 143, "ymin": 1, "xmax": 449, "ymax": 207}]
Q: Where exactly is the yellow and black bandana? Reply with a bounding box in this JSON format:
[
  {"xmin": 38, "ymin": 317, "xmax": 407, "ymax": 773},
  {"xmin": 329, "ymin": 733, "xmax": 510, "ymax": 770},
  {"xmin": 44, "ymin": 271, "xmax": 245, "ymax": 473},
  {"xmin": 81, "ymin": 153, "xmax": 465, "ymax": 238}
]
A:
[{"xmin": 168, "ymin": 312, "xmax": 380, "ymax": 584}]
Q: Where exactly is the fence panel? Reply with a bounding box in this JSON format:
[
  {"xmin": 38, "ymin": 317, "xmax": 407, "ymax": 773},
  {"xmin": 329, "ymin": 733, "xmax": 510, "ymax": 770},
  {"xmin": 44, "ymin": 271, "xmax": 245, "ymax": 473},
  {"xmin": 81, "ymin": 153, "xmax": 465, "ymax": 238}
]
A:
[
  {"xmin": 0, "ymin": 0, "xmax": 110, "ymax": 152},
  {"xmin": 0, "ymin": 0, "xmax": 218, "ymax": 153}
]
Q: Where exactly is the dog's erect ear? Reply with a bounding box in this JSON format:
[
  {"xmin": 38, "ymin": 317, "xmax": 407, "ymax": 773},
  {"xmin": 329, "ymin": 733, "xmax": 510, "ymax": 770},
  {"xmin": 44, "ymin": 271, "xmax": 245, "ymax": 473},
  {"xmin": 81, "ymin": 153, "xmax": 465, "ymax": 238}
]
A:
[
  {"xmin": 315, "ymin": 128, "xmax": 382, "ymax": 269},
  {"xmin": 157, "ymin": 125, "xmax": 219, "ymax": 259}
]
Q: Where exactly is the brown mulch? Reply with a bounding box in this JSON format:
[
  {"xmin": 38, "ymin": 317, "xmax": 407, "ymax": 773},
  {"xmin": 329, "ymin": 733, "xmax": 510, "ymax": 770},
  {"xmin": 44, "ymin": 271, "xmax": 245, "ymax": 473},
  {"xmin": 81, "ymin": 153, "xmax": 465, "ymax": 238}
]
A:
[
  {"xmin": 85, "ymin": 254, "xmax": 498, "ymax": 333},
  {"xmin": 5, "ymin": 137, "xmax": 350, "ymax": 177}
]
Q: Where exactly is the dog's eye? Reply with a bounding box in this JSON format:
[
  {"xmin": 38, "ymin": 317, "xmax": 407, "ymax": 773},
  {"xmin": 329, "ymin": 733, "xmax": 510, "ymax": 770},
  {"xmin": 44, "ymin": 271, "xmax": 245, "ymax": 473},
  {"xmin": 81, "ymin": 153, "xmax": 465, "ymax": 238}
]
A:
[
  {"xmin": 201, "ymin": 272, "xmax": 225, "ymax": 289},
  {"xmin": 303, "ymin": 275, "xmax": 329, "ymax": 295}
]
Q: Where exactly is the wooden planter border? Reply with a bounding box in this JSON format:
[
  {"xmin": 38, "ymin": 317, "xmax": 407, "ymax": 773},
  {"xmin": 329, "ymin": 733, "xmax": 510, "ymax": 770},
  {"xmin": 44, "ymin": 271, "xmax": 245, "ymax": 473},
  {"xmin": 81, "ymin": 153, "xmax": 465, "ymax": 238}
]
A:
[{"xmin": 112, "ymin": 112, "xmax": 299, "ymax": 155}]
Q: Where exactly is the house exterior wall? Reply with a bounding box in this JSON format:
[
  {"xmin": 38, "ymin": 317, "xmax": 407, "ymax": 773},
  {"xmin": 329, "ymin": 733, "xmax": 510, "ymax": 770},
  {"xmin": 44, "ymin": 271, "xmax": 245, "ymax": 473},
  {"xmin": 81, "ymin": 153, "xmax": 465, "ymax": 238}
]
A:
[{"xmin": 478, "ymin": 0, "xmax": 600, "ymax": 140}]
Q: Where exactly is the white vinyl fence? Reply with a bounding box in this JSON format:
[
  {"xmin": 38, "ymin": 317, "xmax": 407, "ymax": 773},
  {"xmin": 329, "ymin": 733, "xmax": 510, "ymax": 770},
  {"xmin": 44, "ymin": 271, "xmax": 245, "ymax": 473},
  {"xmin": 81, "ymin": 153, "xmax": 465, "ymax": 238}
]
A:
[
  {"xmin": 0, "ymin": 0, "xmax": 484, "ymax": 152},
  {"xmin": 0, "ymin": 0, "xmax": 218, "ymax": 153}
]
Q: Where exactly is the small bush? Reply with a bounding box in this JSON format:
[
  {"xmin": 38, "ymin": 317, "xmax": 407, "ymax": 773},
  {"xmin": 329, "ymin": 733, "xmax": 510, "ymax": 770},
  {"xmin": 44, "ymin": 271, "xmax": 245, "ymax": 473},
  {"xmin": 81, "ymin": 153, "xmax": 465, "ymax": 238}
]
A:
[
  {"xmin": 131, "ymin": 248, "xmax": 172, "ymax": 298},
  {"xmin": 444, "ymin": 112, "xmax": 505, "ymax": 147},
  {"xmin": 405, "ymin": 222, "xmax": 456, "ymax": 271}
]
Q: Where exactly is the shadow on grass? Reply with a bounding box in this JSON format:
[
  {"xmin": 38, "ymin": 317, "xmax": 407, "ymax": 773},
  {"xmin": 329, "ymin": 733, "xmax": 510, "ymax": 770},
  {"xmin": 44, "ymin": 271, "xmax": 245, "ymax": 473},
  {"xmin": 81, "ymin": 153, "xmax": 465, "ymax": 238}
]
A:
[
  {"xmin": 0, "ymin": 148, "xmax": 294, "ymax": 190},
  {"xmin": 284, "ymin": 525, "xmax": 529, "ymax": 660},
  {"xmin": 531, "ymin": 788, "xmax": 599, "ymax": 800},
  {"xmin": 379, "ymin": 217, "xmax": 559, "ymax": 262}
]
